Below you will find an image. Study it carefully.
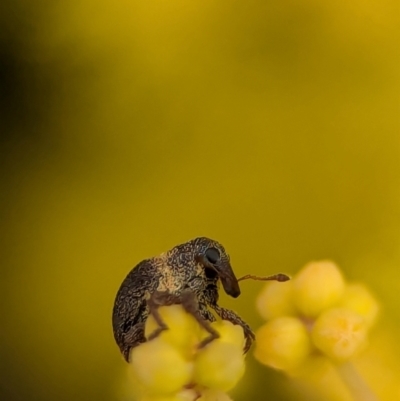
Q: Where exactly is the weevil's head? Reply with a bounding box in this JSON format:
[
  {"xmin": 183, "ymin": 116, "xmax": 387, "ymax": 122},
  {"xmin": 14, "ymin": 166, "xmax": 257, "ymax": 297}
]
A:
[{"xmin": 192, "ymin": 237, "xmax": 241, "ymax": 298}]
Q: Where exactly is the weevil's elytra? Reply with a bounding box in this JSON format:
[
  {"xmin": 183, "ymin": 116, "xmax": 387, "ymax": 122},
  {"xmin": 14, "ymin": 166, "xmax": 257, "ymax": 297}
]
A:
[{"xmin": 112, "ymin": 237, "xmax": 288, "ymax": 362}]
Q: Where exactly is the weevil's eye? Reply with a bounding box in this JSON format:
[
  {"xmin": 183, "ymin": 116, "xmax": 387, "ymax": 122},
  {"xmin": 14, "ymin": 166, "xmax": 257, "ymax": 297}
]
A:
[{"xmin": 205, "ymin": 247, "xmax": 220, "ymax": 264}]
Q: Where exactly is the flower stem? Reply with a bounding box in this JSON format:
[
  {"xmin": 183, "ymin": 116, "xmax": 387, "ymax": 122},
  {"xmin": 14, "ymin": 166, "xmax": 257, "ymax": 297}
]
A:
[{"xmin": 335, "ymin": 361, "xmax": 379, "ymax": 401}]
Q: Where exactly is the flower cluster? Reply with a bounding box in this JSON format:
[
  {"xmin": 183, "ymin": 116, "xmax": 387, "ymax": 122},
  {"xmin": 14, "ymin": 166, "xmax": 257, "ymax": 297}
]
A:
[
  {"xmin": 254, "ymin": 260, "xmax": 379, "ymax": 373},
  {"xmin": 128, "ymin": 305, "xmax": 246, "ymax": 401}
]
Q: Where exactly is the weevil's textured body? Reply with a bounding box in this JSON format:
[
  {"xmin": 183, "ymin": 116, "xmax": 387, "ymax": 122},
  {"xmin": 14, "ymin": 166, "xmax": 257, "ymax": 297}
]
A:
[{"xmin": 112, "ymin": 237, "xmax": 254, "ymax": 361}]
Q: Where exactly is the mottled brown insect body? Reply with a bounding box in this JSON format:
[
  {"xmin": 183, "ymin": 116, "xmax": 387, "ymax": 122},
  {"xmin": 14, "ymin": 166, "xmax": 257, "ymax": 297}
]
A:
[{"xmin": 112, "ymin": 237, "xmax": 286, "ymax": 362}]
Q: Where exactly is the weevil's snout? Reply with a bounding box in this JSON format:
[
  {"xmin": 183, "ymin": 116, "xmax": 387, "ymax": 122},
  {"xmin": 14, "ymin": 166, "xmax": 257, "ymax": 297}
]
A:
[{"xmin": 217, "ymin": 263, "xmax": 241, "ymax": 298}]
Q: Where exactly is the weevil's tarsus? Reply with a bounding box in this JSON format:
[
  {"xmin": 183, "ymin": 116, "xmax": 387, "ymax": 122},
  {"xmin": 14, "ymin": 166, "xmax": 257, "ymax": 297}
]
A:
[
  {"xmin": 211, "ymin": 303, "xmax": 256, "ymax": 353},
  {"xmin": 238, "ymin": 273, "xmax": 290, "ymax": 282},
  {"xmin": 122, "ymin": 322, "xmax": 146, "ymax": 361}
]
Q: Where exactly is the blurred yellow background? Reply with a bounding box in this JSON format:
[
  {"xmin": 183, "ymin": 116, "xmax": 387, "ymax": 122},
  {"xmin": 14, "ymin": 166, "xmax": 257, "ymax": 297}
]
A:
[{"xmin": 0, "ymin": 0, "xmax": 399, "ymax": 400}]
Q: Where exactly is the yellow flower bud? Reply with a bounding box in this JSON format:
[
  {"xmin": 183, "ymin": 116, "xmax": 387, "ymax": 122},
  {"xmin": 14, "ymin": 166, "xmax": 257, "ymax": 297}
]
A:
[
  {"xmin": 140, "ymin": 395, "xmax": 181, "ymax": 401},
  {"xmin": 292, "ymin": 261, "xmax": 345, "ymax": 317},
  {"xmin": 199, "ymin": 320, "xmax": 245, "ymax": 349},
  {"xmin": 175, "ymin": 389, "xmax": 199, "ymax": 401},
  {"xmin": 140, "ymin": 389, "xmax": 198, "ymax": 401},
  {"xmin": 311, "ymin": 308, "xmax": 368, "ymax": 361},
  {"xmin": 194, "ymin": 341, "xmax": 245, "ymax": 391},
  {"xmin": 130, "ymin": 337, "xmax": 193, "ymax": 395},
  {"xmin": 254, "ymin": 317, "xmax": 311, "ymax": 371},
  {"xmin": 197, "ymin": 389, "xmax": 233, "ymax": 401},
  {"xmin": 256, "ymin": 280, "xmax": 296, "ymax": 320},
  {"xmin": 145, "ymin": 305, "xmax": 199, "ymax": 355},
  {"xmin": 338, "ymin": 283, "xmax": 379, "ymax": 327}
]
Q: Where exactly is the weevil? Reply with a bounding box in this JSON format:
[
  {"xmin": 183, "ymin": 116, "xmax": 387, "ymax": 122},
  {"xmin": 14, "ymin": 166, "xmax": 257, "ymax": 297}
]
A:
[{"xmin": 112, "ymin": 237, "xmax": 289, "ymax": 361}]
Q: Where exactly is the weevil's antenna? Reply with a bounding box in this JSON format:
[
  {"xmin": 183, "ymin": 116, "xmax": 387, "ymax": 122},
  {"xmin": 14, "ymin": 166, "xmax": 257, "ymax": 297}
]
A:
[{"xmin": 237, "ymin": 273, "xmax": 290, "ymax": 282}]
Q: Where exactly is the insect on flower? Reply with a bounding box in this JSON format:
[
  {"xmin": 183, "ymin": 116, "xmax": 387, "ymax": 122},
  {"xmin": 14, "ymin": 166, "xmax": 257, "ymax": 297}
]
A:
[{"xmin": 112, "ymin": 237, "xmax": 289, "ymax": 361}]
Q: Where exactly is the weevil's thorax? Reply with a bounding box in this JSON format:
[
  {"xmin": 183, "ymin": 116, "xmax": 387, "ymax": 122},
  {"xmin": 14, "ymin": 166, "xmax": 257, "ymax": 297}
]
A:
[{"xmin": 154, "ymin": 242, "xmax": 209, "ymax": 296}]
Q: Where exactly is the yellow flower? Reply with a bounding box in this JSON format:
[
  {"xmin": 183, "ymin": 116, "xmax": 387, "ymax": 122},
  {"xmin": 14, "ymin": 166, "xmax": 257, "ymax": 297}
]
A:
[
  {"xmin": 197, "ymin": 389, "xmax": 234, "ymax": 401},
  {"xmin": 195, "ymin": 320, "xmax": 246, "ymax": 391},
  {"xmin": 312, "ymin": 308, "xmax": 368, "ymax": 361},
  {"xmin": 292, "ymin": 260, "xmax": 345, "ymax": 317},
  {"xmin": 254, "ymin": 260, "xmax": 380, "ymax": 369},
  {"xmin": 254, "ymin": 316, "xmax": 311, "ymax": 371},
  {"xmin": 254, "ymin": 260, "xmax": 381, "ymax": 401},
  {"xmin": 130, "ymin": 337, "xmax": 193, "ymax": 396},
  {"xmin": 337, "ymin": 283, "xmax": 379, "ymax": 328},
  {"xmin": 256, "ymin": 280, "xmax": 296, "ymax": 320},
  {"xmin": 128, "ymin": 305, "xmax": 246, "ymax": 401},
  {"xmin": 194, "ymin": 341, "xmax": 245, "ymax": 391}
]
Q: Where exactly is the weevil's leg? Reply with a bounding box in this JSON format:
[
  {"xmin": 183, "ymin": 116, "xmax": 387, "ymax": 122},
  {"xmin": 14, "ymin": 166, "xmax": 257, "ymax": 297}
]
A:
[
  {"xmin": 122, "ymin": 322, "xmax": 146, "ymax": 362},
  {"xmin": 198, "ymin": 304, "xmax": 217, "ymax": 323},
  {"xmin": 146, "ymin": 291, "xmax": 181, "ymax": 341},
  {"xmin": 146, "ymin": 290, "xmax": 220, "ymax": 348},
  {"xmin": 211, "ymin": 305, "xmax": 256, "ymax": 353},
  {"xmin": 180, "ymin": 290, "xmax": 220, "ymax": 349}
]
